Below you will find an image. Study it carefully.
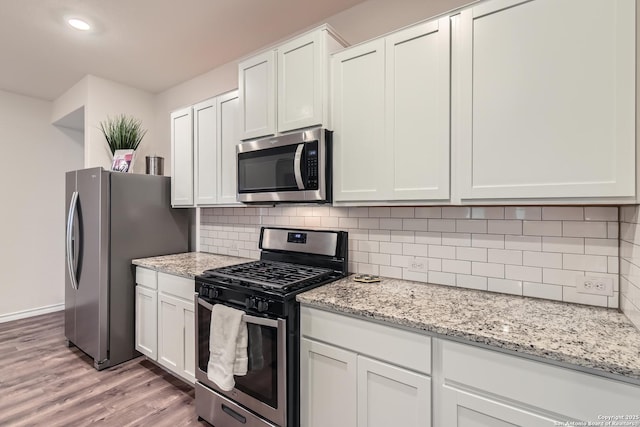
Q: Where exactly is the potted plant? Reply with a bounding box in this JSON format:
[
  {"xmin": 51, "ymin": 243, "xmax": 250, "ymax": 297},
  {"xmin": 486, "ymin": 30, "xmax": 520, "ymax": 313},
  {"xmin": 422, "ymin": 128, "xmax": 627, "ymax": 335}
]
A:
[{"xmin": 99, "ymin": 114, "xmax": 147, "ymax": 173}]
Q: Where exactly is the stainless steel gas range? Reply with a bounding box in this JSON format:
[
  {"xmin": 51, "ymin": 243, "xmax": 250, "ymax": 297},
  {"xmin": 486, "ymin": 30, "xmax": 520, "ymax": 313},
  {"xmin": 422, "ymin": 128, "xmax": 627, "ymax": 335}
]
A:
[{"xmin": 194, "ymin": 227, "xmax": 348, "ymax": 427}]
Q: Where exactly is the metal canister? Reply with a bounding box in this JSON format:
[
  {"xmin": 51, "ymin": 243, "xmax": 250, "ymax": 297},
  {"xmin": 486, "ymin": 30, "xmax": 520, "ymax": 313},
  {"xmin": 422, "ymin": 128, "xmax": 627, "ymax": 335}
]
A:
[{"xmin": 145, "ymin": 156, "xmax": 164, "ymax": 175}]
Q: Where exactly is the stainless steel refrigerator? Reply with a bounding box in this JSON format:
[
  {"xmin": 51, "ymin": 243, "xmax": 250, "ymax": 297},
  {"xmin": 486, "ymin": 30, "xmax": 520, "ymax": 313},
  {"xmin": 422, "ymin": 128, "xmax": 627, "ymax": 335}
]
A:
[{"xmin": 65, "ymin": 167, "xmax": 189, "ymax": 370}]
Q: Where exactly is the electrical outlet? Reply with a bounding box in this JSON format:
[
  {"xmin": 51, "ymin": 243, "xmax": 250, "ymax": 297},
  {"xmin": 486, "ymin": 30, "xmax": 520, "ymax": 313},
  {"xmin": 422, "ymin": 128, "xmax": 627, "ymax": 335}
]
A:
[
  {"xmin": 408, "ymin": 257, "xmax": 427, "ymax": 273},
  {"xmin": 575, "ymin": 275, "xmax": 614, "ymax": 297},
  {"xmin": 230, "ymin": 241, "xmax": 239, "ymax": 251}
]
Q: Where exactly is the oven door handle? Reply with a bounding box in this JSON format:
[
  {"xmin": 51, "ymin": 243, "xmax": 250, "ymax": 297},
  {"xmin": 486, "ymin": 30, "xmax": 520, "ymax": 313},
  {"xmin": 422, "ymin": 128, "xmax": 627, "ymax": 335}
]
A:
[{"xmin": 197, "ymin": 297, "xmax": 279, "ymax": 328}]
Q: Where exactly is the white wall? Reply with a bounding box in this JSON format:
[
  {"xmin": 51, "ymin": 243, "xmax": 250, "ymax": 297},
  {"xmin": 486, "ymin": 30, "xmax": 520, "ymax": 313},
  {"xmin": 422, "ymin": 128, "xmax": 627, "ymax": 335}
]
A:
[
  {"xmin": 0, "ymin": 89, "xmax": 83, "ymax": 321},
  {"xmin": 85, "ymin": 76, "xmax": 156, "ymax": 174}
]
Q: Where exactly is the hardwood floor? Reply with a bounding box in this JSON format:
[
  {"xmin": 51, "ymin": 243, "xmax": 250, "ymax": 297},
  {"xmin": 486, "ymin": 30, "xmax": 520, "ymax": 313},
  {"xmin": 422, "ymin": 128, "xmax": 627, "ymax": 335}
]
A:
[{"xmin": 0, "ymin": 311, "xmax": 208, "ymax": 427}]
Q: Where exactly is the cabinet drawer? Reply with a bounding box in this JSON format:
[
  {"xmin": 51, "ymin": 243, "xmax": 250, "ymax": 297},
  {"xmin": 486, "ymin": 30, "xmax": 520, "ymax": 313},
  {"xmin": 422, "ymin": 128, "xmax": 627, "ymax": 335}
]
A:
[
  {"xmin": 135, "ymin": 267, "xmax": 157, "ymax": 290},
  {"xmin": 158, "ymin": 272, "xmax": 195, "ymax": 301},
  {"xmin": 301, "ymin": 306, "xmax": 430, "ymax": 375},
  {"xmin": 440, "ymin": 340, "xmax": 640, "ymax": 419}
]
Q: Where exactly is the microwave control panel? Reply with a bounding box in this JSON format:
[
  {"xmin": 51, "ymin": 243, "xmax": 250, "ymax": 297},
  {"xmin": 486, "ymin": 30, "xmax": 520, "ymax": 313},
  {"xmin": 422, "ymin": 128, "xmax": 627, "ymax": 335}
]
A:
[{"xmin": 306, "ymin": 141, "xmax": 319, "ymax": 190}]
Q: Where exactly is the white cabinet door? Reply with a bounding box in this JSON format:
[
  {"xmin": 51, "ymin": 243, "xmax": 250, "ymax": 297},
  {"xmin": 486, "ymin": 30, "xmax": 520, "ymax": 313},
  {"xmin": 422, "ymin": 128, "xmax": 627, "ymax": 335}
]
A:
[
  {"xmin": 386, "ymin": 18, "xmax": 450, "ymax": 201},
  {"xmin": 332, "ymin": 39, "xmax": 386, "ymax": 202},
  {"xmin": 157, "ymin": 292, "xmax": 196, "ymax": 384},
  {"xmin": 170, "ymin": 107, "xmax": 194, "ymax": 206},
  {"xmin": 194, "ymin": 99, "xmax": 217, "ymax": 205},
  {"xmin": 238, "ymin": 50, "xmax": 276, "ymax": 140},
  {"xmin": 440, "ymin": 386, "xmax": 558, "ymax": 427},
  {"xmin": 134, "ymin": 285, "xmax": 157, "ymax": 360},
  {"xmin": 457, "ymin": 0, "xmax": 635, "ymax": 200},
  {"xmin": 300, "ymin": 338, "xmax": 357, "ymax": 427},
  {"xmin": 357, "ymin": 355, "xmax": 431, "ymax": 427},
  {"xmin": 157, "ymin": 292, "xmax": 183, "ymax": 373},
  {"xmin": 277, "ymin": 31, "xmax": 323, "ymax": 132},
  {"xmin": 217, "ymin": 91, "xmax": 241, "ymax": 205}
]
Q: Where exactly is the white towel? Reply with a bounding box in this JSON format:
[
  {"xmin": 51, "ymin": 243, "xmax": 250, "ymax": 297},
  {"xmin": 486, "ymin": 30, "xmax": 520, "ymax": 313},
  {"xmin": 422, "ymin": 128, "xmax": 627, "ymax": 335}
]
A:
[{"xmin": 207, "ymin": 304, "xmax": 248, "ymax": 391}]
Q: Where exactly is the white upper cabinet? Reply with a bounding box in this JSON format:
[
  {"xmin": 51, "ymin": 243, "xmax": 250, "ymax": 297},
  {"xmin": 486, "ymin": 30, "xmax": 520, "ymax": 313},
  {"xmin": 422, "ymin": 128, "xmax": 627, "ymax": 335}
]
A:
[
  {"xmin": 217, "ymin": 91, "xmax": 241, "ymax": 205},
  {"xmin": 239, "ymin": 25, "xmax": 346, "ymax": 140},
  {"xmin": 333, "ymin": 17, "xmax": 451, "ymax": 203},
  {"xmin": 171, "ymin": 90, "xmax": 241, "ymax": 208},
  {"xmin": 194, "ymin": 99, "xmax": 217, "ymax": 205},
  {"xmin": 238, "ymin": 51, "xmax": 276, "ymax": 140},
  {"xmin": 332, "ymin": 39, "xmax": 386, "ymax": 202},
  {"xmin": 170, "ymin": 107, "xmax": 193, "ymax": 207},
  {"xmin": 457, "ymin": 0, "xmax": 636, "ymax": 201}
]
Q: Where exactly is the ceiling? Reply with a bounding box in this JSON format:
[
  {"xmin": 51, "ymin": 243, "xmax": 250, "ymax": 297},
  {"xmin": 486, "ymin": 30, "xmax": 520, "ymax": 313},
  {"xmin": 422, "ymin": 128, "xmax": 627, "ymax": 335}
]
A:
[{"xmin": 0, "ymin": 0, "xmax": 368, "ymax": 101}]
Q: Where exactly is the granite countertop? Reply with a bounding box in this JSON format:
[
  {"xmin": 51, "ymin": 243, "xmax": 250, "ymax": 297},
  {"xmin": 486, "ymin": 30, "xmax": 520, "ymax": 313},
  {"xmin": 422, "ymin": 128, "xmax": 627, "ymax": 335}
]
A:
[
  {"xmin": 132, "ymin": 252, "xmax": 254, "ymax": 278},
  {"xmin": 297, "ymin": 276, "xmax": 640, "ymax": 385}
]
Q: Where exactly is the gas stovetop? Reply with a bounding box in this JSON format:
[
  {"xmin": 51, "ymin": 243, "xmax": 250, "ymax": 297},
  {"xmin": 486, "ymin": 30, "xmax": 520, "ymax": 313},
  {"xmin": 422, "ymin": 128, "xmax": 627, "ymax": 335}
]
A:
[{"xmin": 201, "ymin": 260, "xmax": 334, "ymax": 290}]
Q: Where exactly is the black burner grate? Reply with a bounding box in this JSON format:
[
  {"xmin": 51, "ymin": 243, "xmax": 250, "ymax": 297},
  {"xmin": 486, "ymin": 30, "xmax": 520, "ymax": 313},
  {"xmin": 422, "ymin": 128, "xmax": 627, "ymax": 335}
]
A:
[{"xmin": 207, "ymin": 260, "xmax": 333, "ymax": 289}]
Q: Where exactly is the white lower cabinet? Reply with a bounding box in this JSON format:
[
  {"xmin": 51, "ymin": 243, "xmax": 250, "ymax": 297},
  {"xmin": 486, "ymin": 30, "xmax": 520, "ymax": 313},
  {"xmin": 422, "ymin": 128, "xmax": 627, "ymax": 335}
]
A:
[
  {"xmin": 433, "ymin": 339, "xmax": 640, "ymax": 426},
  {"xmin": 300, "ymin": 306, "xmax": 432, "ymax": 427},
  {"xmin": 135, "ymin": 267, "xmax": 195, "ymax": 384}
]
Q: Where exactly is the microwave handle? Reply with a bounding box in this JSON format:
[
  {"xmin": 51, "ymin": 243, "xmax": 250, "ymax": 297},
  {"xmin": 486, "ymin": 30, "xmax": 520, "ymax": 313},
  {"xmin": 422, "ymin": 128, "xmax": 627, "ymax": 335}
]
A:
[{"xmin": 294, "ymin": 143, "xmax": 305, "ymax": 190}]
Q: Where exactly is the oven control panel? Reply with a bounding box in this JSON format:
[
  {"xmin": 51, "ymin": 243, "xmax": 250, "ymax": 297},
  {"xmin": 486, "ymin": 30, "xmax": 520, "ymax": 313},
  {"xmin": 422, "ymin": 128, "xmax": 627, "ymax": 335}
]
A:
[{"xmin": 197, "ymin": 282, "xmax": 286, "ymax": 317}]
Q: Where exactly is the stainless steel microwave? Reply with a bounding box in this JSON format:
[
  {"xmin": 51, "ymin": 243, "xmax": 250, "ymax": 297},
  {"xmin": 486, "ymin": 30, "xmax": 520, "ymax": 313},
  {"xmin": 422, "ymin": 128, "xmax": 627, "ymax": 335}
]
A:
[{"xmin": 237, "ymin": 127, "xmax": 331, "ymax": 204}]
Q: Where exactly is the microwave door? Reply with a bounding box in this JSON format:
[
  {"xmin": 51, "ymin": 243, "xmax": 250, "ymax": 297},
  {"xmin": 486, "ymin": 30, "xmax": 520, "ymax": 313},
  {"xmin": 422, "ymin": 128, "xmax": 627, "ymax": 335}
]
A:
[{"xmin": 293, "ymin": 144, "xmax": 305, "ymax": 190}]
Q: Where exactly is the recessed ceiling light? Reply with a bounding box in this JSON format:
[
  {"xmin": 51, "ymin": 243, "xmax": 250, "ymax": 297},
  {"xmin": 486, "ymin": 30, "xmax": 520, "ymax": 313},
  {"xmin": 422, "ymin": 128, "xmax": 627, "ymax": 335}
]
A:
[{"xmin": 68, "ymin": 18, "xmax": 91, "ymax": 31}]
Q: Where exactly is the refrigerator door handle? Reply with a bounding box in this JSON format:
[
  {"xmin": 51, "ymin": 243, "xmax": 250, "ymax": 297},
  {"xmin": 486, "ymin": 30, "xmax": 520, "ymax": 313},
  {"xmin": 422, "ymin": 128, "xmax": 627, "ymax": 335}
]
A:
[{"xmin": 66, "ymin": 191, "xmax": 79, "ymax": 290}]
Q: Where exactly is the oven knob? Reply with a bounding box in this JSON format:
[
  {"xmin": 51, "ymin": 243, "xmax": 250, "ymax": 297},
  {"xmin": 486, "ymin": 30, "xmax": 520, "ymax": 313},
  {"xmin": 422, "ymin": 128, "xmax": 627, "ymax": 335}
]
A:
[
  {"xmin": 257, "ymin": 300, "xmax": 269, "ymax": 312},
  {"xmin": 245, "ymin": 297, "xmax": 256, "ymax": 310},
  {"xmin": 211, "ymin": 288, "xmax": 220, "ymax": 299}
]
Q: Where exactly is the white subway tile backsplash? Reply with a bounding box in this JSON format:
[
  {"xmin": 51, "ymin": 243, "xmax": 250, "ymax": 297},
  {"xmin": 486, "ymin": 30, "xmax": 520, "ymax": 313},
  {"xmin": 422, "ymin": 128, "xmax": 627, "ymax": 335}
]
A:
[
  {"xmin": 457, "ymin": 247, "xmax": 488, "ymax": 262},
  {"xmin": 523, "ymin": 282, "xmax": 562, "ymax": 301},
  {"xmin": 456, "ymin": 219, "xmax": 487, "ymax": 234},
  {"xmin": 472, "ymin": 207, "xmax": 505, "ymax": 219},
  {"xmin": 380, "ymin": 241, "xmax": 403, "ymax": 255},
  {"xmin": 541, "ymin": 237, "xmax": 584, "ymax": 254},
  {"xmin": 415, "ymin": 232, "xmax": 442, "ymax": 245},
  {"xmin": 542, "ymin": 206, "xmax": 584, "ymax": 221},
  {"xmin": 403, "ymin": 219, "xmax": 430, "ymax": 231},
  {"xmin": 442, "ymin": 233, "xmax": 471, "ymax": 247},
  {"xmin": 429, "ymin": 271, "xmax": 457, "ymax": 286},
  {"xmin": 505, "ymin": 206, "xmax": 541, "ymax": 220},
  {"xmin": 563, "ymin": 254, "xmax": 608, "ymax": 273},
  {"xmin": 563, "ymin": 221, "xmax": 608, "ymax": 238},
  {"xmin": 415, "ymin": 207, "xmax": 442, "ymax": 218},
  {"xmin": 505, "ymin": 235, "xmax": 542, "ymax": 251},
  {"xmin": 428, "ymin": 245, "xmax": 456, "ymax": 259},
  {"xmin": 472, "ymin": 262, "xmax": 505, "ymax": 279},
  {"xmin": 442, "ymin": 259, "xmax": 472, "ymax": 275},
  {"xmin": 456, "ymin": 274, "xmax": 488, "ymax": 290},
  {"xmin": 505, "ymin": 265, "xmax": 542, "ymax": 282},
  {"xmin": 402, "ymin": 243, "xmax": 428, "ymax": 257},
  {"xmin": 391, "ymin": 230, "xmax": 415, "ymax": 243},
  {"xmin": 488, "ymin": 249, "xmax": 523, "ymax": 266},
  {"xmin": 523, "ymin": 221, "xmax": 562, "ymax": 236},
  {"xmin": 584, "ymin": 238, "xmax": 618, "ymax": 256},
  {"xmin": 488, "ymin": 220, "xmax": 522, "ymax": 235},
  {"xmin": 428, "ymin": 219, "xmax": 456, "ymax": 232},
  {"xmin": 442, "ymin": 207, "xmax": 471, "ymax": 219},
  {"xmin": 488, "ymin": 278, "xmax": 523, "ymax": 295},
  {"xmin": 471, "ymin": 234, "xmax": 505, "ymax": 249},
  {"xmin": 584, "ymin": 206, "xmax": 618, "ymax": 221},
  {"xmin": 523, "ymin": 251, "xmax": 562, "ymax": 269},
  {"xmin": 201, "ymin": 204, "xmax": 621, "ymax": 310}
]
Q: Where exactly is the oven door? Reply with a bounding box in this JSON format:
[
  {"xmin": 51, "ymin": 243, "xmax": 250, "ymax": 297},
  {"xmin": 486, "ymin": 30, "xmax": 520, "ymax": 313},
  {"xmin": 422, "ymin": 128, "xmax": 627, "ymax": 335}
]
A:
[
  {"xmin": 237, "ymin": 127, "xmax": 327, "ymax": 203},
  {"xmin": 196, "ymin": 296, "xmax": 287, "ymax": 427}
]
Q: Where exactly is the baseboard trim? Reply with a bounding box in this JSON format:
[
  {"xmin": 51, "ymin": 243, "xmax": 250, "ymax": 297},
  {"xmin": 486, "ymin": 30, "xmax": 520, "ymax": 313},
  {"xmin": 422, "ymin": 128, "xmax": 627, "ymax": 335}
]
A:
[{"xmin": 0, "ymin": 303, "xmax": 65, "ymax": 323}]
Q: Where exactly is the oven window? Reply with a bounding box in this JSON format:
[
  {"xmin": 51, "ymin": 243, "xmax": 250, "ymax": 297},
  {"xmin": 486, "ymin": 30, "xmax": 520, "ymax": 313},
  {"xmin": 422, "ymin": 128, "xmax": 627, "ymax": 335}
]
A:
[
  {"xmin": 198, "ymin": 303, "xmax": 280, "ymax": 409},
  {"xmin": 238, "ymin": 145, "xmax": 299, "ymax": 193}
]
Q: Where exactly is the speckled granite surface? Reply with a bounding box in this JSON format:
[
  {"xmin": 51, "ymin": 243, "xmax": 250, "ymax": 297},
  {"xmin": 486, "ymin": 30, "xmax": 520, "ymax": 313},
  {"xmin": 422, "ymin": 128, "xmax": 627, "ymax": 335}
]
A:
[
  {"xmin": 132, "ymin": 252, "xmax": 254, "ymax": 278},
  {"xmin": 297, "ymin": 276, "xmax": 640, "ymax": 384}
]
